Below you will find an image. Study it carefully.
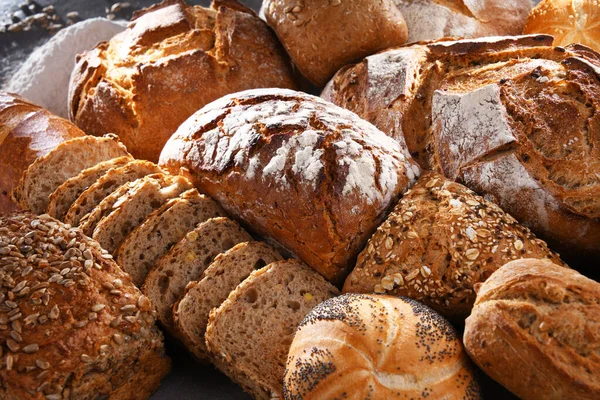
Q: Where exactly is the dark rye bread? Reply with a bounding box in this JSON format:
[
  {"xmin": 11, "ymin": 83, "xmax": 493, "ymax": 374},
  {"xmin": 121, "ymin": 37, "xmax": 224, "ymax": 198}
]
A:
[
  {"xmin": 46, "ymin": 156, "xmax": 133, "ymax": 220},
  {"xmin": 205, "ymin": 259, "xmax": 340, "ymax": 400},
  {"xmin": 92, "ymin": 174, "xmax": 193, "ymax": 258},
  {"xmin": 173, "ymin": 241, "xmax": 283, "ymax": 360},
  {"xmin": 115, "ymin": 189, "xmax": 225, "ymax": 286},
  {"xmin": 64, "ymin": 160, "xmax": 163, "ymax": 226},
  {"xmin": 142, "ymin": 217, "xmax": 252, "ymax": 332},
  {"xmin": 12, "ymin": 134, "xmax": 130, "ymax": 214}
]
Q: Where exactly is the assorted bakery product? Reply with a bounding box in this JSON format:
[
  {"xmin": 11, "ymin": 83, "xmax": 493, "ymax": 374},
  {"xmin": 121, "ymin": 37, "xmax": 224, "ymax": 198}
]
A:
[
  {"xmin": 465, "ymin": 259, "xmax": 600, "ymax": 400},
  {"xmin": 343, "ymin": 173, "xmax": 565, "ymax": 320},
  {"xmin": 524, "ymin": 0, "xmax": 600, "ymax": 50},
  {"xmin": 68, "ymin": 0, "xmax": 297, "ymax": 161},
  {"xmin": 206, "ymin": 259, "xmax": 340, "ymax": 400},
  {"xmin": 0, "ymin": 212, "xmax": 170, "ymax": 399},
  {"xmin": 284, "ymin": 293, "xmax": 480, "ymax": 399},
  {"xmin": 263, "ymin": 0, "xmax": 408, "ymax": 87}
]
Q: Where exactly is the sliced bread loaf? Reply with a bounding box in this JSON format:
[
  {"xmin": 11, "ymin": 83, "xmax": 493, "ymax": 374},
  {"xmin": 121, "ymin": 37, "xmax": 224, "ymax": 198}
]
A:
[
  {"xmin": 92, "ymin": 174, "xmax": 194, "ymax": 258},
  {"xmin": 46, "ymin": 155, "xmax": 133, "ymax": 220},
  {"xmin": 115, "ymin": 189, "xmax": 225, "ymax": 286},
  {"xmin": 143, "ymin": 217, "xmax": 252, "ymax": 331},
  {"xmin": 63, "ymin": 160, "xmax": 162, "ymax": 226},
  {"xmin": 173, "ymin": 241, "xmax": 283, "ymax": 360},
  {"xmin": 205, "ymin": 259, "xmax": 340, "ymax": 400},
  {"xmin": 12, "ymin": 134, "xmax": 130, "ymax": 213}
]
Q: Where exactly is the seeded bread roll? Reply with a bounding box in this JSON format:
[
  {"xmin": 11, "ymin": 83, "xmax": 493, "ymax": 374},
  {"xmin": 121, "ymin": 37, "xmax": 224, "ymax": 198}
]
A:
[
  {"xmin": 206, "ymin": 259, "xmax": 340, "ymax": 400},
  {"xmin": 12, "ymin": 134, "xmax": 130, "ymax": 214},
  {"xmin": 69, "ymin": 0, "xmax": 296, "ymax": 161},
  {"xmin": 46, "ymin": 156, "xmax": 133, "ymax": 220},
  {"xmin": 343, "ymin": 173, "xmax": 565, "ymax": 320},
  {"xmin": 142, "ymin": 217, "xmax": 252, "ymax": 332},
  {"xmin": 284, "ymin": 294, "xmax": 480, "ymax": 400},
  {"xmin": 173, "ymin": 241, "xmax": 283, "ymax": 360},
  {"xmin": 64, "ymin": 160, "xmax": 163, "ymax": 227},
  {"xmin": 115, "ymin": 189, "xmax": 225, "ymax": 287},
  {"xmin": 0, "ymin": 213, "xmax": 170, "ymax": 399},
  {"xmin": 160, "ymin": 88, "xmax": 420, "ymax": 284},
  {"xmin": 464, "ymin": 259, "xmax": 600, "ymax": 400}
]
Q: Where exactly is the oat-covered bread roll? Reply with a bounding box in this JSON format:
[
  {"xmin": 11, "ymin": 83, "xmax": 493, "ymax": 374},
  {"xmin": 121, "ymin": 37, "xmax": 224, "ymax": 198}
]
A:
[
  {"xmin": 159, "ymin": 88, "xmax": 421, "ymax": 284},
  {"xmin": 0, "ymin": 213, "xmax": 170, "ymax": 399},
  {"xmin": 69, "ymin": 0, "xmax": 296, "ymax": 162},
  {"xmin": 284, "ymin": 294, "xmax": 481, "ymax": 400},
  {"xmin": 464, "ymin": 259, "xmax": 600, "ymax": 400},
  {"xmin": 343, "ymin": 173, "xmax": 564, "ymax": 320},
  {"xmin": 263, "ymin": 0, "xmax": 408, "ymax": 87}
]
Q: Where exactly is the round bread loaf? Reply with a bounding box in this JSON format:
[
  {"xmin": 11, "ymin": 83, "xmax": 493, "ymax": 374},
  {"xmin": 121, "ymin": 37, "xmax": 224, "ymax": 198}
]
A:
[
  {"xmin": 263, "ymin": 0, "xmax": 408, "ymax": 87},
  {"xmin": 0, "ymin": 212, "xmax": 170, "ymax": 399},
  {"xmin": 464, "ymin": 259, "xmax": 600, "ymax": 400},
  {"xmin": 523, "ymin": 0, "xmax": 600, "ymax": 51},
  {"xmin": 0, "ymin": 92, "xmax": 84, "ymax": 215},
  {"xmin": 343, "ymin": 172, "xmax": 565, "ymax": 320},
  {"xmin": 284, "ymin": 293, "xmax": 481, "ymax": 399},
  {"xmin": 68, "ymin": 0, "xmax": 296, "ymax": 162}
]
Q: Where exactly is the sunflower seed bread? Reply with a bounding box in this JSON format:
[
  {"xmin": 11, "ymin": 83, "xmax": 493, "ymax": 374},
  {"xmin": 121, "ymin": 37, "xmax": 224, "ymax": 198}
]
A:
[
  {"xmin": 205, "ymin": 259, "xmax": 340, "ymax": 400},
  {"xmin": 173, "ymin": 241, "xmax": 283, "ymax": 360},
  {"xmin": 115, "ymin": 188, "xmax": 225, "ymax": 287},
  {"xmin": 0, "ymin": 212, "xmax": 170, "ymax": 399}
]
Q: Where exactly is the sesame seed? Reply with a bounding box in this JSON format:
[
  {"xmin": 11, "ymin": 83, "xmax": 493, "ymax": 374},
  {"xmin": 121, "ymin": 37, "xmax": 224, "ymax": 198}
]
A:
[
  {"xmin": 514, "ymin": 240, "xmax": 524, "ymax": 251},
  {"xmin": 91, "ymin": 304, "xmax": 106, "ymax": 312}
]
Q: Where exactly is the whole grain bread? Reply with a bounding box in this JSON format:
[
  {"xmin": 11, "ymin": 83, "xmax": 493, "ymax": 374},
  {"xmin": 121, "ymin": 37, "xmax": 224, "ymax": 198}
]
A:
[
  {"xmin": 115, "ymin": 188, "xmax": 225, "ymax": 286},
  {"xmin": 46, "ymin": 155, "xmax": 133, "ymax": 220},
  {"xmin": 205, "ymin": 259, "xmax": 339, "ymax": 399},
  {"xmin": 173, "ymin": 241, "xmax": 283, "ymax": 360},
  {"xmin": 142, "ymin": 217, "xmax": 252, "ymax": 332}
]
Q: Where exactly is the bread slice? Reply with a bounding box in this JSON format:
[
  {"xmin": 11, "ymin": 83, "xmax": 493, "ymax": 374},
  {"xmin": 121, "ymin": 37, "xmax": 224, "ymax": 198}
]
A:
[
  {"xmin": 64, "ymin": 160, "xmax": 162, "ymax": 226},
  {"xmin": 173, "ymin": 241, "xmax": 283, "ymax": 360},
  {"xmin": 91, "ymin": 174, "xmax": 194, "ymax": 259},
  {"xmin": 12, "ymin": 134, "xmax": 130, "ymax": 213},
  {"xmin": 46, "ymin": 155, "xmax": 133, "ymax": 220},
  {"xmin": 205, "ymin": 259, "xmax": 340, "ymax": 400},
  {"xmin": 142, "ymin": 217, "xmax": 252, "ymax": 331},
  {"xmin": 115, "ymin": 189, "xmax": 225, "ymax": 286}
]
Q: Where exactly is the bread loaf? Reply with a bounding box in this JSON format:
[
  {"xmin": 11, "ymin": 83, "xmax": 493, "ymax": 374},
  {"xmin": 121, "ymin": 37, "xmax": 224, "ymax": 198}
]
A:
[
  {"xmin": 69, "ymin": 0, "xmax": 297, "ymax": 161},
  {"xmin": 0, "ymin": 92, "xmax": 84, "ymax": 214},
  {"xmin": 322, "ymin": 35, "xmax": 600, "ymax": 268},
  {"xmin": 284, "ymin": 293, "xmax": 480, "ymax": 400},
  {"xmin": 0, "ymin": 213, "xmax": 170, "ymax": 399},
  {"xmin": 160, "ymin": 88, "xmax": 420, "ymax": 284},
  {"xmin": 464, "ymin": 259, "xmax": 600, "ymax": 400}
]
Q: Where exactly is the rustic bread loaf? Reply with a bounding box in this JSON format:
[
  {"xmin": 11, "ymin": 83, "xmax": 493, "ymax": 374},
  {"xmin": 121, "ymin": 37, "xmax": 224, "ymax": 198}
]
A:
[
  {"xmin": 464, "ymin": 259, "xmax": 600, "ymax": 400},
  {"xmin": 322, "ymin": 35, "xmax": 600, "ymax": 268},
  {"xmin": 69, "ymin": 0, "xmax": 296, "ymax": 161},
  {"xmin": 263, "ymin": 0, "xmax": 408, "ymax": 87},
  {"xmin": 173, "ymin": 241, "xmax": 283, "ymax": 360},
  {"xmin": 159, "ymin": 88, "xmax": 420, "ymax": 284},
  {"xmin": 284, "ymin": 294, "xmax": 480, "ymax": 400},
  {"xmin": 46, "ymin": 156, "xmax": 133, "ymax": 220},
  {"xmin": 343, "ymin": 172, "xmax": 565, "ymax": 320},
  {"xmin": 0, "ymin": 92, "xmax": 84, "ymax": 214},
  {"xmin": 206, "ymin": 259, "xmax": 340, "ymax": 400},
  {"xmin": 63, "ymin": 160, "xmax": 163, "ymax": 227},
  {"xmin": 143, "ymin": 217, "xmax": 251, "ymax": 331},
  {"xmin": 0, "ymin": 212, "xmax": 170, "ymax": 399}
]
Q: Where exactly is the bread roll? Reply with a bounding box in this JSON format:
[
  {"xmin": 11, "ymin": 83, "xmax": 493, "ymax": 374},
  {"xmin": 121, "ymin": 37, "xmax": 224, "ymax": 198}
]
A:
[
  {"xmin": 68, "ymin": 0, "xmax": 297, "ymax": 162},
  {"xmin": 0, "ymin": 93, "xmax": 84, "ymax": 215},
  {"xmin": 464, "ymin": 259, "xmax": 600, "ymax": 400},
  {"xmin": 524, "ymin": 0, "xmax": 600, "ymax": 51},
  {"xmin": 0, "ymin": 213, "xmax": 170, "ymax": 399},
  {"xmin": 284, "ymin": 293, "xmax": 481, "ymax": 399},
  {"xmin": 263, "ymin": 0, "xmax": 408, "ymax": 87},
  {"xmin": 159, "ymin": 88, "xmax": 421, "ymax": 284},
  {"xmin": 343, "ymin": 173, "xmax": 565, "ymax": 320}
]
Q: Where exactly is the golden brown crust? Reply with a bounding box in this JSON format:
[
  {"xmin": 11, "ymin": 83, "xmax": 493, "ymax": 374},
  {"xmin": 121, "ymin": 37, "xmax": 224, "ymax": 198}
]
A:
[{"xmin": 464, "ymin": 259, "xmax": 600, "ymax": 400}]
